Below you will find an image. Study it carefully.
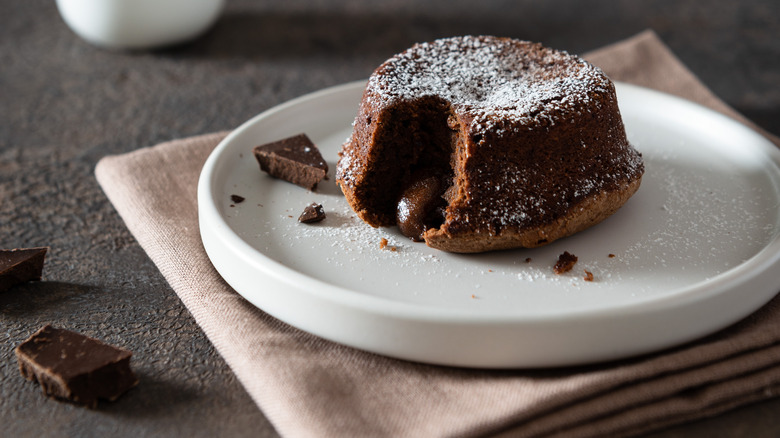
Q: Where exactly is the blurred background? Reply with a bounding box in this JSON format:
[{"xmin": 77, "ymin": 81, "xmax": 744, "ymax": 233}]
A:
[{"xmin": 1, "ymin": 0, "xmax": 778, "ymax": 436}]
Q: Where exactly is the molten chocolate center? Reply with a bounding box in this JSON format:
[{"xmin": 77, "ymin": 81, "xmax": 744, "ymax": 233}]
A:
[{"xmin": 396, "ymin": 169, "xmax": 448, "ymax": 241}]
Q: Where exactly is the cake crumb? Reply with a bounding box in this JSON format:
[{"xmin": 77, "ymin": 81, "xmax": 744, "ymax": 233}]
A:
[
  {"xmin": 583, "ymin": 270, "xmax": 594, "ymax": 282},
  {"xmin": 553, "ymin": 251, "xmax": 578, "ymax": 274},
  {"xmin": 231, "ymin": 194, "xmax": 245, "ymax": 204},
  {"xmin": 379, "ymin": 237, "xmax": 397, "ymax": 251},
  {"xmin": 608, "ymin": 253, "xmax": 616, "ymax": 258},
  {"xmin": 525, "ymin": 257, "xmax": 532, "ymax": 263}
]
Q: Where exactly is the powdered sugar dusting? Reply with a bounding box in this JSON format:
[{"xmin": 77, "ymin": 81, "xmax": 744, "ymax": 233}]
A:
[{"xmin": 367, "ymin": 36, "xmax": 611, "ymax": 134}]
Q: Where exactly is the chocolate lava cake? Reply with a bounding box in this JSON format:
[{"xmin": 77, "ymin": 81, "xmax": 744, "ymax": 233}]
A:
[{"xmin": 336, "ymin": 36, "xmax": 644, "ymax": 253}]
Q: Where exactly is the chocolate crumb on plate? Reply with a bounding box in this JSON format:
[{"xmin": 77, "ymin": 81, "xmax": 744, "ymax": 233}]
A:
[
  {"xmin": 583, "ymin": 270, "xmax": 594, "ymax": 281},
  {"xmin": 230, "ymin": 194, "xmax": 245, "ymax": 204},
  {"xmin": 253, "ymin": 133, "xmax": 328, "ymax": 190},
  {"xmin": 553, "ymin": 251, "xmax": 578, "ymax": 274},
  {"xmin": 379, "ymin": 237, "xmax": 397, "ymax": 251},
  {"xmin": 1, "ymin": 247, "xmax": 48, "ymax": 293},
  {"xmin": 14, "ymin": 325, "xmax": 138, "ymax": 408},
  {"xmin": 298, "ymin": 203, "xmax": 326, "ymax": 223}
]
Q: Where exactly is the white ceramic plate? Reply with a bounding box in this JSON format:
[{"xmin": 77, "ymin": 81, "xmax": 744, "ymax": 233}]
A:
[{"xmin": 198, "ymin": 81, "xmax": 780, "ymax": 368}]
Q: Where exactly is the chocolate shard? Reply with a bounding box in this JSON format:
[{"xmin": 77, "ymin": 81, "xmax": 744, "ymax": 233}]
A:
[
  {"xmin": 253, "ymin": 133, "xmax": 328, "ymax": 190},
  {"xmin": 15, "ymin": 325, "xmax": 138, "ymax": 408},
  {"xmin": 0, "ymin": 247, "xmax": 48, "ymax": 293},
  {"xmin": 298, "ymin": 203, "xmax": 326, "ymax": 223}
]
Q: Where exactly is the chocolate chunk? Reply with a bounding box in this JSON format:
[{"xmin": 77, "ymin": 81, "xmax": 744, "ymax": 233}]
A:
[
  {"xmin": 0, "ymin": 247, "xmax": 48, "ymax": 293},
  {"xmin": 553, "ymin": 251, "xmax": 578, "ymax": 274},
  {"xmin": 230, "ymin": 194, "xmax": 245, "ymax": 204},
  {"xmin": 298, "ymin": 203, "xmax": 326, "ymax": 223},
  {"xmin": 253, "ymin": 134, "xmax": 328, "ymax": 190},
  {"xmin": 15, "ymin": 325, "xmax": 138, "ymax": 408}
]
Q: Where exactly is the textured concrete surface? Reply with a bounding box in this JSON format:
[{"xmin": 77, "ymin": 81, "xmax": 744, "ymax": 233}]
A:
[{"xmin": 1, "ymin": 0, "xmax": 778, "ymax": 436}]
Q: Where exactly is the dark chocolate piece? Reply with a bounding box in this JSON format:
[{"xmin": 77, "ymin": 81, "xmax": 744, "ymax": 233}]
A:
[
  {"xmin": 553, "ymin": 251, "xmax": 578, "ymax": 274},
  {"xmin": 253, "ymin": 134, "xmax": 328, "ymax": 190},
  {"xmin": 230, "ymin": 194, "xmax": 245, "ymax": 204},
  {"xmin": 0, "ymin": 247, "xmax": 48, "ymax": 293},
  {"xmin": 15, "ymin": 325, "xmax": 138, "ymax": 408},
  {"xmin": 298, "ymin": 203, "xmax": 326, "ymax": 223}
]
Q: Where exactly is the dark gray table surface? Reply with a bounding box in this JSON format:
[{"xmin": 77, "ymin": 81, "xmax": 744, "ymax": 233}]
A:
[{"xmin": 2, "ymin": 0, "xmax": 778, "ymax": 436}]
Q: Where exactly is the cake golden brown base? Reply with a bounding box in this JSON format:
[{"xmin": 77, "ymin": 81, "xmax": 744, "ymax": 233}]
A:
[{"xmin": 424, "ymin": 177, "xmax": 642, "ymax": 253}]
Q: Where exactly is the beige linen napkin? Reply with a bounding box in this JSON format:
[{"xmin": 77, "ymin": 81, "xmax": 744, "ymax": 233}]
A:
[{"xmin": 95, "ymin": 30, "xmax": 780, "ymax": 438}]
